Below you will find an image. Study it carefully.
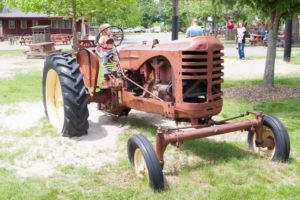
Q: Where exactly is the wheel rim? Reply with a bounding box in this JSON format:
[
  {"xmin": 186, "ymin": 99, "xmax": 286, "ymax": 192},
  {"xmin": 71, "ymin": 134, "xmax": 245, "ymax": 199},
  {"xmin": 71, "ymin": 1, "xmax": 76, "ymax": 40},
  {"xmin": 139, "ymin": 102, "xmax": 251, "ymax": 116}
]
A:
[
  {"xmin": 253, "ymin": 126, "xmax": 276, "ymax": 158},
  {"xmin": 45, "ymin": 69, "xmax": 64, "ymax": 132},
  {"xmin": 134, "ymin": 149, "xmax": 148, "ymax": 179}
]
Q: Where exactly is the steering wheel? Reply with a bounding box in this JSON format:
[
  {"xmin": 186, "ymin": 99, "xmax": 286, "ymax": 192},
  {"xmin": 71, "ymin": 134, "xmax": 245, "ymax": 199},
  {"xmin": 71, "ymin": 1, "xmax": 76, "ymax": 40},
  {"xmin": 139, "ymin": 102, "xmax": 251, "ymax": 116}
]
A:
[{"xmin": 95, "ymin": 26, "xmax": 124, "ymax": 49}]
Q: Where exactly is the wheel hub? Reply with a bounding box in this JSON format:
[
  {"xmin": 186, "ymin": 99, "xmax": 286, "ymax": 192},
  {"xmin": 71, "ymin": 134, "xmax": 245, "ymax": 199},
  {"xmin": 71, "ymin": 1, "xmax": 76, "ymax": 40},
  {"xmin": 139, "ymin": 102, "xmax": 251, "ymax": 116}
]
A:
[
  {"xmin": 134, "ymin": 149, "xmax": 148, "ymax": 179},
  {"xmin": 45, "ymin": 69, "xmax": 64, "ymax": 132},
  {"xmin": 254, "ymin": 126, "xmax": 276, "ymax": 157}
]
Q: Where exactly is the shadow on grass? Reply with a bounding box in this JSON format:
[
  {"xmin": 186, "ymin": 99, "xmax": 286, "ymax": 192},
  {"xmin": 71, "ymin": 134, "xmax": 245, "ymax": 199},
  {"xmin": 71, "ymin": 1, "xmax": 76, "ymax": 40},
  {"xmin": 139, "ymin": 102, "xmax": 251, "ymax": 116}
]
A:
[
  {"xmin": 182, "ymin": 138, "xmax": 249, "ymax": 164},
  {"xmin": 111, "ymin": 115, "xmax": 157, "ymax": 135}
]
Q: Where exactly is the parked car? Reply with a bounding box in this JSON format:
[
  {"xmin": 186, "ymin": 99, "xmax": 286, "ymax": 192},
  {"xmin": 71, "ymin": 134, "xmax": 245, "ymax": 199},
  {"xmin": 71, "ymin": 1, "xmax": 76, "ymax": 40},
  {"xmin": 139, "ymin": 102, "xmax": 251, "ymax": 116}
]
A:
[
  {"xmin": 124, "ymin": 28, "xmax": 134, "ymax": 33},
  {"xmin": 133, "ymin": 26, "xmax": 146, "ymax": 33},
  {"xmin": 152, "ymin": 26, "xmax": 161, "ymax": 33}
]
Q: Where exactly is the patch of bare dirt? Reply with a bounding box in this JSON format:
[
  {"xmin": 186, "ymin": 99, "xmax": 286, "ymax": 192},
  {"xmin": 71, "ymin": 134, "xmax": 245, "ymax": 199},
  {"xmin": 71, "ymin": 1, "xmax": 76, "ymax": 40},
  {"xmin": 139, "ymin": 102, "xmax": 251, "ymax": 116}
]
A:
[
  {"xmin": 0, "ymin": 102, "xmax": 44, "ymax": 131},
  {"xmin": 224, "ymin": 86, "xmax": 300, "ymax": 102},
  {"xmin": 0, "ymin": 54, "xmax": 43, "ymax": 79}
]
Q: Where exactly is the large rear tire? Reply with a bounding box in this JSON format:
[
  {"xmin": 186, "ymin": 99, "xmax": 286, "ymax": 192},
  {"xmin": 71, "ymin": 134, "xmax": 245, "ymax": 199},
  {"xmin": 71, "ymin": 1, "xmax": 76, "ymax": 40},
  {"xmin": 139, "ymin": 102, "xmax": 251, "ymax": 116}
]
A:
[
  {"xmin": 42, "ymin": 52, "xmax": 89, "ymax": 137},
  {"xmin": 127, "ymin": 134, "xmax": 164, "ymax": 191},
  {"xmin": 248, "ymin": 115, "xmax": 290, "ymax": 161}
]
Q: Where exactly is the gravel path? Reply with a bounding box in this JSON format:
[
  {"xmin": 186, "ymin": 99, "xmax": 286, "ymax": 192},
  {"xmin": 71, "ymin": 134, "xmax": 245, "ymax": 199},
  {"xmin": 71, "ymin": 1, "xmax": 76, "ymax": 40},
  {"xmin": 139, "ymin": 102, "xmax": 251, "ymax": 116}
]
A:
[{"xmin": 224, "ymin": 58, "xmax": 300, "ymax": 80}]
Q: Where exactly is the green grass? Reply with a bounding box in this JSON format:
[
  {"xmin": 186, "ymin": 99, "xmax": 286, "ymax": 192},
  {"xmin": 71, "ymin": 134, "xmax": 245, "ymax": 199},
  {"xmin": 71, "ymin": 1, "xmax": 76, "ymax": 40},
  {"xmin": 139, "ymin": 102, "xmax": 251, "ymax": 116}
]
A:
[
  {"xmin": 1, "ymin": 107, "xmax": 299, "ymax": 200},
  {"xmin": 0, "ymin": 49, "xmax": 24, "ymax": 56},
  {"xmin": 291, "ymin": 53, "xmax": 300, "ymax": 65},
  {"xmin": 1, "ymin": 71, "xmax": 300, "ymax": 199},
  {"xmin": 223, "ymin": 75, "xmax": 300, "ymax": 89},
  {"xmin": 0, "ymin": 70, "xmax": 42, "ymax": 104}
]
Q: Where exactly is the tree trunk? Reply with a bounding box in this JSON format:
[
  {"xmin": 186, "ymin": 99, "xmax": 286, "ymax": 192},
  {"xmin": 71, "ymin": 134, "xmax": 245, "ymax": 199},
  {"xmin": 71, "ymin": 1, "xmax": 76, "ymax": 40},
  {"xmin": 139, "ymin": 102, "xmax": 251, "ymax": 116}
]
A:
[
  {"xmin": 172, "ymin": 0, "xmax": 179, "ymax": 40},
  {"xmin": 71, "ymin": 0, "xmax": 78, "ymax": 50},
  {"xmin": 284, "ymin": 18, "xmax": 293, "ymax": 62},
  {"xmin": 263, "ymin": 11, "xmax": 281, "ymax": 88},
  {"xmin": 292, "ymin": 15, "xmax": 300, "ymax": 43}
]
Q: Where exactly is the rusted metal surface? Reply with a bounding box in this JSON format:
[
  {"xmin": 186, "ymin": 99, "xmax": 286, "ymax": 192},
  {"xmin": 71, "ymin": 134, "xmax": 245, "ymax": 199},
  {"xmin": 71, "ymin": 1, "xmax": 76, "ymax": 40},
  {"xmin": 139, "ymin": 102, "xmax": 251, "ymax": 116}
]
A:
[
  {"xmin": 75, "ymin": 35, "xmax": 276, "ymax": 169},
  {"xmin": 156, "ymin": 113, "xmax": 264, "ymax": 165},
  {"xmin": 77, "ymin": 48, "xmax": 99, "ymax": 89},
  {"xmin": 119, "ymin": 36, "xmax": 224, "ymax": 124},
  {"xmin": 76, "ymin": 36, "xmax": 225, "ymax": 124}
]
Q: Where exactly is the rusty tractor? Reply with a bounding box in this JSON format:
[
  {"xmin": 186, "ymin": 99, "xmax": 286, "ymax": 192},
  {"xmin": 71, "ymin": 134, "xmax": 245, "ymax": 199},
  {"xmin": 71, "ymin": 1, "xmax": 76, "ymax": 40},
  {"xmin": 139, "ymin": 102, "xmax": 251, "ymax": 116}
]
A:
[{"xmin": 42, "ymin": 26, "xmax": 290, "ymax": 190}]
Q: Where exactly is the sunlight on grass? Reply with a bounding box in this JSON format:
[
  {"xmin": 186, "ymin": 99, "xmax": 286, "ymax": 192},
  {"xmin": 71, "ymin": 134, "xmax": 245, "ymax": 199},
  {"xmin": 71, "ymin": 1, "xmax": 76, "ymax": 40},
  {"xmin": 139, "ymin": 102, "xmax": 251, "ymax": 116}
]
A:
[
  {"xmin": 291, "ymin": 53, "xmax": 300, "ymax": 65},
  {"xmin": 0, "ymin": 49, "xmax": 24, "ymax": 56},
  {"xmin": 0, "ymin": 70, "xmax": 42, "ymax": 104}
]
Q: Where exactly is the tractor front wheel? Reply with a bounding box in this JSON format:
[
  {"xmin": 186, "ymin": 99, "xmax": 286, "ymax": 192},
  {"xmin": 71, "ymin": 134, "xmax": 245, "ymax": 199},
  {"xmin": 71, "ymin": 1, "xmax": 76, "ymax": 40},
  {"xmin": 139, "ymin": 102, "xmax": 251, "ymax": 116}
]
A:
[
  {"xmin": 127, "ymin": 134, "xmax": 164, "ymax": 191},
  {"xmin": 248, "ymin": 115, "xmax": 290, "ymax": 161},
  {"xmin": 42, "ymin": 52, "xmax": 89, "ymax": 137}
]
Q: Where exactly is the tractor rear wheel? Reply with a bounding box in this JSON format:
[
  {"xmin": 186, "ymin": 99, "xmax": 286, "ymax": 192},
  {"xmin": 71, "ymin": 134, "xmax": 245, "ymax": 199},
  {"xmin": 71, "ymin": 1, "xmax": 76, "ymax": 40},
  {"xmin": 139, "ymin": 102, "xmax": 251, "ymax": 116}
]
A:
[
  {"xmin": 42, "ymin": 52, "xmax": 89, "ymax": 137},
  {"xmin": 127, "ymin": 134, "xmax": 164, "ymax": 191},
  {"xmin": 248, "ymin": 115, "xmax": 290, "ymax": 161}
]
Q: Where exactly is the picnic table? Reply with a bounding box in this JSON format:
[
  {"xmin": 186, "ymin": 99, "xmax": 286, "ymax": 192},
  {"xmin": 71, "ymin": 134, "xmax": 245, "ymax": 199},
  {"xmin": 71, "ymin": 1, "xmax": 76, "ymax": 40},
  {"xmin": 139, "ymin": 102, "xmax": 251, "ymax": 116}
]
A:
[
  {"xmin": 78, "ymin": 40, "xmax": 97, "ymax": 49},
  {"xmin": 26, "ymin": 42, "xmax": 61, "ymax": 59},
  {"xmin": 51, "ymin": 34, "xmax": 72, "ymax": 45},
  {"xmin": 250, "ymin": 34, "xmax": 264, "ymax": 45}
]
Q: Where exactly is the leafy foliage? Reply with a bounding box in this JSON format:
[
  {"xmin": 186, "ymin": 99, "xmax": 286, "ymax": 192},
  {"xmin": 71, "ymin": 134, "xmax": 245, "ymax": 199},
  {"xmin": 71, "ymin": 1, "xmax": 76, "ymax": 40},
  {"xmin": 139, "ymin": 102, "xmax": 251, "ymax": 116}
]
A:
[{"xmin": 95, "ymin": 0, "xmax": 140, "ymax": 27}]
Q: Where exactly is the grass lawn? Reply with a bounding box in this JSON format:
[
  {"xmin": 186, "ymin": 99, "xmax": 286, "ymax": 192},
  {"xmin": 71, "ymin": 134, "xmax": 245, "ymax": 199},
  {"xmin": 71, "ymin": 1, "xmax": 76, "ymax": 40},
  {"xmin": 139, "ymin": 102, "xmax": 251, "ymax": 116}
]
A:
[
  {"xmin": 0, "ymin": 49, "xmax": 24, "ymax": 56},
  {"xmin": 0, "ymin": 71, "xmax": 300, "ymax": 199},
  {"xmin": 0, "ymin": 70, "xmax": 42, "ymax": 104},
  {"xmin": 291, "ymin": 54, "xmax": 300, "ymax": 65}
]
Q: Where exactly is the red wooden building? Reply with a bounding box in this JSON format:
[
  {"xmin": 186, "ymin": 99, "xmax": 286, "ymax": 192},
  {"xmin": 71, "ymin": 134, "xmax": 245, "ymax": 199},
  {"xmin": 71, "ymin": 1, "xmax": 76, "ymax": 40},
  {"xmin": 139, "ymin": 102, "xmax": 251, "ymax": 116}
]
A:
[{"xmin": 0, "ymin": 7, "xmax": 84, "ymax": 37}]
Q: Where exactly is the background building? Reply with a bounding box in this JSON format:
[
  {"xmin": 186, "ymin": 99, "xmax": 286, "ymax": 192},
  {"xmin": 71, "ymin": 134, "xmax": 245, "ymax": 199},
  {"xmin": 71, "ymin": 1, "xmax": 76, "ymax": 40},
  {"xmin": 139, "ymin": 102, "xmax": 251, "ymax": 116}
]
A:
[{"xmin": 0, "ymin": 7, "xmax": 86, "ymax": 36}]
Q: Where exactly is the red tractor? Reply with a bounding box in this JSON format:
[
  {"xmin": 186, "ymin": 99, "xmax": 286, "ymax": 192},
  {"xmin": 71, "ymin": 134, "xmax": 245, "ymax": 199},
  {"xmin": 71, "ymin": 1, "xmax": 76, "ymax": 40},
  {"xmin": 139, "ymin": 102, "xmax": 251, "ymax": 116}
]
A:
[{"xmin": 42, "ymin": 27, "xmax": 290, "ymax": 190}]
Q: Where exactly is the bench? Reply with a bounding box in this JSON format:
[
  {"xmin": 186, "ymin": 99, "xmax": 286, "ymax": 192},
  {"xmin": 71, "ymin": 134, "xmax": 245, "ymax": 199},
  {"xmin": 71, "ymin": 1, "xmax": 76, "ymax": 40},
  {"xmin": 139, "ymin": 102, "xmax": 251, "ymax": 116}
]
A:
[
  {"xmin": 51, "ymin": 34, "xmax": 72, "ymax": 45},
  {"xmin": 78, "ymin": 40, "xmax": 97, "ymax": 49},
  {"xmin": 26, "ymin": 42, "xmax": 61, "ymax": 59}
]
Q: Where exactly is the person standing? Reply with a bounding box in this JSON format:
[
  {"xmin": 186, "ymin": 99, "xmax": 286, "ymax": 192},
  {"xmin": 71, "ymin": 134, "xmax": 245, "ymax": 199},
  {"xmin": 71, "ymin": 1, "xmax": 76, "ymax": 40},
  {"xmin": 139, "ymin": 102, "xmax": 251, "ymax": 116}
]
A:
[
  {"xmin": 227, "ymin": 19, "xmax": 234, "ymax": 29},
  {"xmin": 186, "ymin": 19, "xmax": 204, "ymax": 37},
  {"xmin": 237, "ymin": 21, "xmax": 246, "ymax": 60}
]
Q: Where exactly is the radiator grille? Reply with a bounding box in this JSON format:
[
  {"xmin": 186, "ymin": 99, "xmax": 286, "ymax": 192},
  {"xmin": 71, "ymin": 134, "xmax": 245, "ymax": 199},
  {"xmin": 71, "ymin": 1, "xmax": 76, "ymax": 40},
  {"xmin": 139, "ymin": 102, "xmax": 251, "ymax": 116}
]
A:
[{"xmin": 181, "ymin": 50, "xmax": 223, "ymax": 103}]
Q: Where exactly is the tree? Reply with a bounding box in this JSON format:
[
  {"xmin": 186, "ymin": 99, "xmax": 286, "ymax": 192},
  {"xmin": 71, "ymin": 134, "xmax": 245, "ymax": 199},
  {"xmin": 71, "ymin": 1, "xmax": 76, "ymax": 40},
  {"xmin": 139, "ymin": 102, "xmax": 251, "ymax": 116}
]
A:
[
  {"xmin": 5, "ymin": 0, "xmax": 140, "ymax": 49},
  {"xmin": 292, "ymin": 15, "xmax": 300, "ymax": 43},
  {"xmin": 237, "ymin": 0, "xmax": 300, "ymax": 87},
  {"xmin": 0, "ymin": 0, "xmax": 4, "ymax": 11},
  {"xmin": 95, "ymin": 0, "xmax": 141, "ymax": 27}
]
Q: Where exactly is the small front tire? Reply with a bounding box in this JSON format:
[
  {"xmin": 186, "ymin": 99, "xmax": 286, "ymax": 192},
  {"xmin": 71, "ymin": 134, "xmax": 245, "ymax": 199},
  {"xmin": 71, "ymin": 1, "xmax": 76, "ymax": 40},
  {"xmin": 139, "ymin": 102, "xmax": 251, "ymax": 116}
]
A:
[
  {"xmin": 248, "ymin": 115, "xmax": 290, "ymax": 161},
  {"xmin": 127, "ymin": 134, "xmax": 164, "ymax": 191}
]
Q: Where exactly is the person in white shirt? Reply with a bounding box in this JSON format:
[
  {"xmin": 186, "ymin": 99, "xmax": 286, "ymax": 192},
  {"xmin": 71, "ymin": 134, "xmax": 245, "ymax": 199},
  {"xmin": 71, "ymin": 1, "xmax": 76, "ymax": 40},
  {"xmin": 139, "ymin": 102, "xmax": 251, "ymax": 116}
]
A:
[{"xmin": 237, "ymin": 21, "xmax": 246, "ymax": 60}]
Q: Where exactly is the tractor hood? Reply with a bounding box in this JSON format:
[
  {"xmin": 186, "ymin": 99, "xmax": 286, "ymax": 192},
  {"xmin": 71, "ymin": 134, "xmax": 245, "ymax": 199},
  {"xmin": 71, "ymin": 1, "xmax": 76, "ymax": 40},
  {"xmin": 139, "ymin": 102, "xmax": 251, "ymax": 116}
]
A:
[
  {"xmin": 119, "ymin": 36, "xmax": 224, "ymax": 71},
  {"xmin": 120, "ymin": 36, "xmax": 223, "ymax": 52}
]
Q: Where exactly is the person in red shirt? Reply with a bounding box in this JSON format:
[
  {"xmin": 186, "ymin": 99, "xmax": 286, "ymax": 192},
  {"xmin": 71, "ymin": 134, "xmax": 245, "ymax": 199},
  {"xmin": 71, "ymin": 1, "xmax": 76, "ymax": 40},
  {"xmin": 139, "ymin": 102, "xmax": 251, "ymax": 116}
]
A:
[{"xmin": 227, "ymin": 19, "xmax": 234, "ymax": 29}]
